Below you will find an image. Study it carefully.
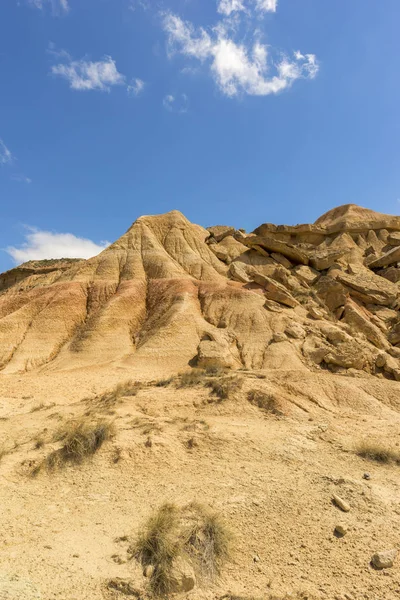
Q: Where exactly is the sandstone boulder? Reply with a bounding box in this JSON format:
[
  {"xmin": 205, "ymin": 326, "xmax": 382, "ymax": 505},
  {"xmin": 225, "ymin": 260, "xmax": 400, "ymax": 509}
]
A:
[
  {"xmin": 293, "ymin": 265, "xmax": 320, "ymax": 286},
  {"xmin": 368, "ymin": 246, "xmax": 400, "ymax": 268},
  {"xmin": 342, "ymin": 299, "xmax": 389, "ymax": 350},
  {"xmin": 314, "ymin": 276, "xmax": 348, "ymax": 311},
  {"xmin": 251, "ymin": 272, "xmax": 299, "ymax": 308},
  {"xmin": 239, "ymin": 234, "xmax": 309, "ymax": 265},
  {"xmin": 207, "ymin": 225, "xmax": 236, "ymax": 243}
]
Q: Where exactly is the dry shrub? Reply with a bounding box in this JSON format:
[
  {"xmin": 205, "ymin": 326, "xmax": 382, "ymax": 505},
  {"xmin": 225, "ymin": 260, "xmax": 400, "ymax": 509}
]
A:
[
  {"xmin": 133, "ymin": 503, "xmax": 181, "ymax": 597},
  {"xmin": 356, "ymin": 440, "xmax": 400, "ymax": 465},
  {"xmin": 33, "ymin": 418, "xmax": 114, "ymax": 474},
  {"xmin": 184, "ymin": 502, "xmax": 231, "ymax": 580},
  {"xmin": 154, "ymin": 377, "xmax": 174, "ymax": 387},
  {"xmin": 132, "ymin": 503, "xmax": 232, "ymax": 597},
  {"xmin": 0, "ymin": 445, "xmax": 9, "ymax": 463},
  {"xmin": 177, "ymin": 370, "xmax": 208, "ymax": 388},
  {"xmin": 94, "ymin": 381, "xmax": 142, "ymax": 409},
  {"xmin": 206, "ymin": 376, "xmax": 243, "ymax": 401},
  {"xmin": 247, "ymin": 390, "xmax": 283, "ymax": 415}
]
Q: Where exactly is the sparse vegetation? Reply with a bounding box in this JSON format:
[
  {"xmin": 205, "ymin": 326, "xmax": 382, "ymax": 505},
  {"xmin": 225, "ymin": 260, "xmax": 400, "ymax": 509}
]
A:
[
  {"xmin": 90, "ymin": 381, "xmax": 142, "ymax": 411},
  {"xmin": 154, "ymin": 377, "xmax": 174, "ymax": 387},
  {"xmin": 206, "ymin": 376, "xmax": 243, "ymax": 401},
  {"xmin": 247, "ymin": 390, "xmax": 283, "ymax": 415},
  {"xmin": 131, "ymin": 502, "xmax": 232, "ymax": 596},
  {"xmin": 34, "ymin": 437, "xmax": 45, "ymax": 450},
  {"xmin": 177, "ymin": 369, "xmax": 208, "ymax": 388},
  {"xmin": 184, "ymin": 502, "xmax": 231, "ymax": 579},
  {"xmin": 32, "ymin": 417, "xmax": 114, "ymax": 474},
  {"xmin": 0, "ymin": 445, "xmax": 9, "ymax": 463},
  {"xmin": 356, "ymin": 440, "xmax": 400, "ymax": 465},
  {"xmin": 133, "ymin": 503, "xmax": 181, "ymax": 596}
]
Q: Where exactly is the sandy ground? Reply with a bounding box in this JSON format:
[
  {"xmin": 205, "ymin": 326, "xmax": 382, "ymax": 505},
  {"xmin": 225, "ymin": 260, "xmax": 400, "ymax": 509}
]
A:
[{"xmin": 0, "ymin": 367, "xmax": 399, "ymax": 600}]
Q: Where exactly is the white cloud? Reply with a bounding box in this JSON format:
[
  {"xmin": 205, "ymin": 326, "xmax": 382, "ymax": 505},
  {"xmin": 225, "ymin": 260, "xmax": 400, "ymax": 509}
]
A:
[
  {"xmin": 163, "ymin": 13, "xmax": 318, "ymax": 97},
  {"xmin": 255, "ymin": 0, "xmax": 277, "ymax": 12},
  {"xmin": 163, "ymin": 93, "xmax": 189, "ymax": 113},
  {"xmin": 217, "ymin": 0, "xmax": 277, "ymax": 15},
  {"xmin": 7, "ymin": 227, "xmax": 110, "ymax": 265},
  {"xmin": 217, "ymin": 0, "xmax": 245, "ymax": 16},
  {"xmin": 28, "ymin": 0, "xmax": 69, "ymax": 15},
  {"xmin": 0, "ymin": 139, "xmax": 12, "ymax": 165},
  {"xmin": 51, "ymin": 56, "xmax": 125, "ymax": 91},
  {"xmin": 11, "ymin": 174, "xmax": 32, "ymax": 184},
  {"xmin": 127, "ymin": 78, "xmax": 145, "ymax": 96}
]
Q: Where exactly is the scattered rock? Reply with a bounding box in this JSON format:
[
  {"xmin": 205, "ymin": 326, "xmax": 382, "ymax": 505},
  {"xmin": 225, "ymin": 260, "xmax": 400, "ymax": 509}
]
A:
[
  {"xmin": 207, "ymin": 225, "xmax": 236, "ymax": 243},
  {"xmin": 332, "ymin": 494, "xmax": 350, "ymax": 512},
  {"xmin": 251, "ymin": 272, "xmax": 299, "ymax": 308},
  {"xmin": 371, "ymin": 549, "xmax": 397, "ymax": 569},
  {"xmin": 334, "ymin": 524, "xmax": 347, "ymax": 537},
  {"xmin": 169, "ymin": 558, "xmax": 196, "ymax": 593},
  {"xmin": 363, "ymin": 472, "xmax": 371, "ymax": 480},
  {"xmin": 143, "ymin": 565, "xmax": 154, "ymax": 578},
  {"xmin": 272, "ymin": 332, "xmax": 288, "ymax": 343},
  {"xmin": 107, "ymin": 578, "xmax": 141, "ymax": 596}
]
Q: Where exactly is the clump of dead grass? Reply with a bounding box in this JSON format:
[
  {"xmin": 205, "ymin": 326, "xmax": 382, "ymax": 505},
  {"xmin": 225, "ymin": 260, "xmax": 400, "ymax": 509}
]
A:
[
  {"xmin": 91, "ymin": 381, "xmax": 142, "ymax": 410},
  {"xmin": 131, "ymin": 502, "xmax": 232, "ymax": 596},
  {"xmin": 206, "ymin": 376, "xmax": 243, "ymax": 401},
  {"xmin": 32, "ymin": 417, "xmax": 114, "ymax": 475},
  {"xmin": 177, "ymin": 369, "xmax": 208, "ymax": 388},
  {"xmin": 247, "ymin": 390, "xmax": 283, "ymax": 415},
  {"xmin": 356, "ymin": 440, "xmax": 400, "ymax": 465}
]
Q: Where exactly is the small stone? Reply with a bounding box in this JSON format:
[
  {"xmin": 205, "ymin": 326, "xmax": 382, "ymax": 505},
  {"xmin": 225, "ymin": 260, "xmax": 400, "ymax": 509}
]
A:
[
  {"xmin": 253, "ymin": 554, "xmax": 260, "ymax": 562},
  {"xmin": 371, "ymin": 549, "xmax": 397, "ymax": 569},
  {"xmin": 363, "ymin": 472, "xmax": 371, "ymax": 480},
  {"xmin": 272, "ymin": 332, "xmax": 287, "ymax": 343},
  {"xmin": 332, "ymin": 494, "xmax": 350, "ymax": 512},
  {"xmin": 334, "ymin": 524, "xmax": 347, "ymax": 537},
  {"xmin": 144, "ymin": 564, "xmax": 155, "ymax": 578},
  {"xmin": 375, "ymin": 353, "xmax": 387, "ymax": 368}
]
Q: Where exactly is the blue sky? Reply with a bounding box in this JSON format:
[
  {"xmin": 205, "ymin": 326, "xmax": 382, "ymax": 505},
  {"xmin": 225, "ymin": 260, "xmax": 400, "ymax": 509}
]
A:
[{"xmin": 0, "ymin": 0, "xmax": 399, "ymax": 271}]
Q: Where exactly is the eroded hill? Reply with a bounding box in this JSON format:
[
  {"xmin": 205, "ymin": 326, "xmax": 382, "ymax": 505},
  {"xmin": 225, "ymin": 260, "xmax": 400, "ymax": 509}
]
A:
[{"xmin": 1, "ymin": 204, "xmax": 400, "ymax": 382}]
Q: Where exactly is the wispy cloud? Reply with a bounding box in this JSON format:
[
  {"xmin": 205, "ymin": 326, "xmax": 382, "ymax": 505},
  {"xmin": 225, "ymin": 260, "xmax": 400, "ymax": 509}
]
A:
[
  {"xmin": 163, "ymin": 93, "xmax": 189, "ymax": 113},
  {"xmin": 51, "ymin": 55, "xmax": 126, "ymax": 91},
  {"xmin": 217, "ymin": 0, "xmax": 277, "ymax": 16},
  {"xmin": 11, "ymin": 174, "xmax": 32, "ymax": 184},
  {"xmin": 127, "ymin": 78, "xmax": 145, "ymax": 96},
  {"xmin": 7, "ymin": 227, "xmax": 110, "ymax": 265},
  {"xmin": 28, "ymin": 0, "xmax": 70, "ymax": 15},
  {"xmin": 128, "ymin": 0, "xmax": 150, "ymax": 11},
  {"xmin": 163, "ymin": 3, "xmax": 318, "ymax": 98},
  {"xmin": 0, "ymin": 139, "xmax": 13, "ymax": 165}
]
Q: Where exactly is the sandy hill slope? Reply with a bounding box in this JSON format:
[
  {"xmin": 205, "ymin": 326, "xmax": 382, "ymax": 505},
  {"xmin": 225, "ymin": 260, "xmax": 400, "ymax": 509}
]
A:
[{"xmin": 0, "ymin": 205, "xmax": 400, "ymax": 600}]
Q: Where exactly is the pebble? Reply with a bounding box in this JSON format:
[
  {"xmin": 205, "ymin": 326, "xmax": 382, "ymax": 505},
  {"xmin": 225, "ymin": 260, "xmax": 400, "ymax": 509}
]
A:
[
  {"xmin": 332, "ymin": 494, "xmax": 350, "ymax": 512},
  {"xmin": 371, "ymin": 549, "xmax": 397, "ymax": 569},
  {"xmin": 363, "ymin": 473, "xmax": 371, "ymax": 480},
  {"xmin": 335, "ymin": 524, "xmax": 347, "ymax": 537}
]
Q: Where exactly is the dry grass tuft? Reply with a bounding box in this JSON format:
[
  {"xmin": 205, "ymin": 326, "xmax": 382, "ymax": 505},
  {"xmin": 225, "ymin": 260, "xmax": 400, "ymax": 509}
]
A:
[
  {"xmin": 154, "ymin": 377, "xmax": 174, "ymax": 387},
  {"xmin": 184, "ymin": 503, "xmax": 231, "ymax": 580},
  {"xmin": 356, "ymin": 440, "xmax": 400, "ymax": 465},
  {"xmin": 206, "ymin": 376, "xmax": 243, "ymax": 401},
  {"xmin": 33, "ymin": 418, "xmax": 114, "ymax": 475},
  {"xmin": 0, "ymin": 445, "xmax": 9, "ymax": 463},
  {"xmin": 177, "ymin": 369, "xmax": 208, "ymax": 388},
  {"xmin": 247, "ymin": 390, "xmax": 283, "ymax": 415},
  {"xmin": 131, "ymin": 502, "xmax": 232, "ymax": 596},
  {"xmin": 133, "ymin": 503, "xmax": 181, "ymax": 597},
  {"xmin": 92, "ymin": 381, "xmax": 142, "ymax": 409}
]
